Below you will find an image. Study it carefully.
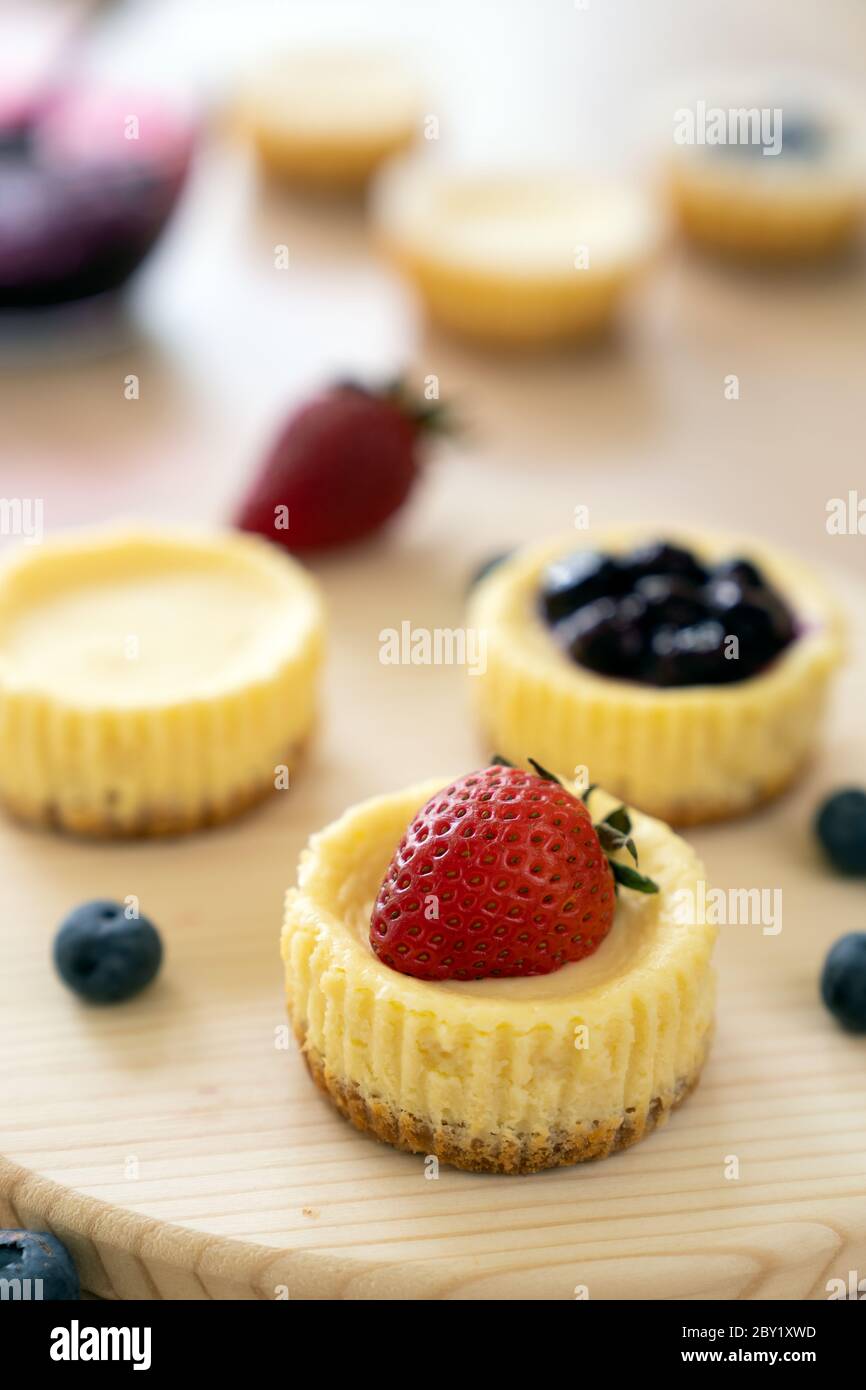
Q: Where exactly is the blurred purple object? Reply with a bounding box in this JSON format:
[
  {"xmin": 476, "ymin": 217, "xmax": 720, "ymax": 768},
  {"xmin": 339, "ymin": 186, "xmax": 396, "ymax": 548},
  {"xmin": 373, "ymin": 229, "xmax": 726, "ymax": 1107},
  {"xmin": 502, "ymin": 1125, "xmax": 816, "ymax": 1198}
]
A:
[{"xmin": 0, "ymin": 85, "xmax": 194, "ymax": 309}]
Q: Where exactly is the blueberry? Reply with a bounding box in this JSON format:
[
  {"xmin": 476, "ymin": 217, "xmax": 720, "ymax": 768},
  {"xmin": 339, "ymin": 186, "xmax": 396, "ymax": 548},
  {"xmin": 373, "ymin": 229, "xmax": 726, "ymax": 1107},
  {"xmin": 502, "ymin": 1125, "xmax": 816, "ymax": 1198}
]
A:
[
  {"xmin": 54, "ymin": 900, "xmax": 163, "ymax": 1003},
  {"xmin": 704, "ymin": 578, "xmax": 795, "ymax": 672},
  {"xmin": 645, "ymin": 619, "xmax": 732, "ymax": 686},
  {"xmin": 467, "ymin": 550, "xmax": 512, "ymax": 593},
  {"xmin": 707, "ymin": 116, "xmax": 825, "ymax": 161},
  {"xmin": 540, "ymin": 551, "xmax": 627, "ymax": 623},
  {"xmin": 756, "ymin": 587, "xmax": 796, "ymax": 647},
  {"xmin": 542, "ymin": 541, "xmax": 796, "ymax": 689},
  {"xmin": 821, "ymin": 934, "xmax": 866, "ymax": 1032},
  {"xmin": 621, "ymin": 541, "xmax": 708, "ymax": 588},
  {"xmin": 0, "ymin": 1230, "xmax": 80, "ymax": 1300},
  {"xmin": 816, "ymin": 790, "xmax": 866, "ymax": 876},
  {"xmin": 712, "ymin": 557, "xmax": 767, "ymax": 591},
  {"xmin": 634, "ymin": 574, "xmax": 707, "ymax": 630},
  {"xmin": 561, "ymin": 595, "xmax": 646, "ymax": 678},
  {"xmin": 778, "ymin": 117, "xmax": 828, "ymax": 159}
]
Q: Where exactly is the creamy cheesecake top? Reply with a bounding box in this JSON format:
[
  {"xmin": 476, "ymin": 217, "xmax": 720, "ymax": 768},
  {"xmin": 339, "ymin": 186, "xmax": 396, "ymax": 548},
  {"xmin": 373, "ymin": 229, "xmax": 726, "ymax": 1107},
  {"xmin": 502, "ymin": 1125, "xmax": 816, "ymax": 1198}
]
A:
[{"xmin": 0, "ymin": 527, "xmax": 321, "ymax": 708}]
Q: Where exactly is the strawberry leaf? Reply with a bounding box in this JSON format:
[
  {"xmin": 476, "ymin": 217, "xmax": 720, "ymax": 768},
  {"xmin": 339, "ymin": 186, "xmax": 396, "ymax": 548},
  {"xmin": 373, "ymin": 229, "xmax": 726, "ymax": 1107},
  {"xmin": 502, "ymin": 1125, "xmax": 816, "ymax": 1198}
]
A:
[
  {"xmin": 595, "ymin": 822, "xmax": 628, "ymax": 854},
  {"xmin": 527, "ymin": 757, "xmax": 561, "ymax": 785},
  {"xmin": 610, "ymin": 860, "xmax": 659, "ymax": 894}
]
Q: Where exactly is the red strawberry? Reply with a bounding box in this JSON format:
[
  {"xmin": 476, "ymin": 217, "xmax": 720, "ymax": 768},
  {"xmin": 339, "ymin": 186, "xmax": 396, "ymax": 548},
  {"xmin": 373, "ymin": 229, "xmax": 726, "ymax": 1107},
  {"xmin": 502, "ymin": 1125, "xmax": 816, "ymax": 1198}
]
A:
[
  {"xmin": 235, "ymin": 381, "xmax": 446, "ymax": 552},
  {"xmin": 370, "ymin": 760, "xmax": 657, "ymax": 982}
]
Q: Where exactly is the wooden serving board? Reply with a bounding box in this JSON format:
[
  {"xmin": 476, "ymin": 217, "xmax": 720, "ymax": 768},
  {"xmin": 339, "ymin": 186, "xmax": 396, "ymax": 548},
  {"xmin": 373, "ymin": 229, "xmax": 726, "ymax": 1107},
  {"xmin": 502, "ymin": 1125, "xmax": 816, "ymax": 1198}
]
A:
[
  {"xmin": 2, "ymin": 519, "xmax": 865, "ymax": 1301},
  {"xmin": 2, "ymin": 0, "xmax": 866, "ymax": 1291}
]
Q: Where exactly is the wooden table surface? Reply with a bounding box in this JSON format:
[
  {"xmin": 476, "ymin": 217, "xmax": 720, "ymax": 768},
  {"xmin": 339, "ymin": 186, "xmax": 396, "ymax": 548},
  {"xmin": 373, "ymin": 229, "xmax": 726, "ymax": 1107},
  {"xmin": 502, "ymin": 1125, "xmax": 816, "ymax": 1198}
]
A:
[{"xmin": 1, "ymin": 0, "xmax": 865, "ymax": 1301}]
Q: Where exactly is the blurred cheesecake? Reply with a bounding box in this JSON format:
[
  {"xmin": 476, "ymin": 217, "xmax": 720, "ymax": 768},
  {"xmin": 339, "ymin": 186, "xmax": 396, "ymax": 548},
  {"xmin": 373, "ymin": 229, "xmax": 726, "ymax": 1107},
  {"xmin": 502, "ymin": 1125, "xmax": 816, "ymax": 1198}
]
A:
[
  {"xmin": 374, "ymin": 162, "xmax": 660, "ymax": 347},
  {"xmin": 234, "ymin": 50, "xmax": 422, "ymax": 190},
  {"xmin": 664, "ymin": 73, "xmax": 866, "ymax": 259},
  {"xmin": 0, "ymin": 526, "xmax": 324, "ymax": 836}
]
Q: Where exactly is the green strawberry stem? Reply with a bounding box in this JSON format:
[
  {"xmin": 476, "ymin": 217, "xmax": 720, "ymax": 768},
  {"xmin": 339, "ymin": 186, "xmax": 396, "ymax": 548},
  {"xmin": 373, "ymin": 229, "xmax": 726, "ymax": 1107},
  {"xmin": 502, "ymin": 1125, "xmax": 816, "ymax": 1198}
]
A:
[{"xmin": 338, "ymin": 376, "xmax": 455, "ymax": 436}]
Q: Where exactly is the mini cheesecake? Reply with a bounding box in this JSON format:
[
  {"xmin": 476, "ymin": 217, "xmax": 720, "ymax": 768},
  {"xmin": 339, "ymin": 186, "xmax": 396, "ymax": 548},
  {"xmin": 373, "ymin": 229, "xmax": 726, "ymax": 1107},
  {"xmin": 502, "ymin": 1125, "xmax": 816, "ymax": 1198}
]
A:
[
  {"xmin": 282, "ymin": 778, "xmax": 715, "ymax": 1173},
  {"xmin": 373, "ymin": 163, "xmax": 660, "ymax": 347},
  {"xmin": 665, "ymin": 75, "xmax": 866, "ymax": 260},
  {"xmin": 0, "ymin": 526, "xmax": 324, "ymax": 836},
  {"xmin": 234, "ymin": 51, "xmax": 421, "ymax": 190},
  {"xmin": 467, "ymin": 528, "xmax": 845, "ymax": 825}
]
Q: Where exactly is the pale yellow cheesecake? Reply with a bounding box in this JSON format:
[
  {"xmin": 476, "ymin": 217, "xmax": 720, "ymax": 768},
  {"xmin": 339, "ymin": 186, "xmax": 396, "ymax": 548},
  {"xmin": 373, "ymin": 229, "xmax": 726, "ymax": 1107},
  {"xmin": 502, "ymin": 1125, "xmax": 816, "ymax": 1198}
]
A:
[
  {"xmin": 281, "ymin": 779, "xmax": 715, "ymax": 1174},
  {"xmin": 664, "ymin": 75, "xmax": 866, "ymax": 260},
  {"xmin": 0, "ymin": 526, "xmax": 324, "ymax": 836},
  {"xmin": 373, "ymin": 164, "xmax": 660, "ymax": 347},
  {"xmin": 234, "ymin": 51, "xmax": 421, "ymax": 190},
  {"xmin": 467, "ymin": 528, "xmax": 845, "ymax": 826}
]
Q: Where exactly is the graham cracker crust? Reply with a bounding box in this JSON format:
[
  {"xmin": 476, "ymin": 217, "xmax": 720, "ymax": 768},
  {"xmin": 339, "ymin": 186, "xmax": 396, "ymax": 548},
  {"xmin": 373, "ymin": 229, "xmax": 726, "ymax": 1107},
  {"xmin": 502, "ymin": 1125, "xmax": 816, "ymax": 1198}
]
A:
[{"xmin": 300, "ymin": 1037, "xmax": 707, "ymax": 1175}]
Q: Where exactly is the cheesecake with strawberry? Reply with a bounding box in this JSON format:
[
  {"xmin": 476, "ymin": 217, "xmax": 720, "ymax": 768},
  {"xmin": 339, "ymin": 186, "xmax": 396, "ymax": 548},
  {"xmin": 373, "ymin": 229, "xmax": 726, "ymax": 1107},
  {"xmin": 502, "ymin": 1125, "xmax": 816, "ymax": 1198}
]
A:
[{"xmin": 281, "ymin": 760, "xmax": 716, "ymax": 1173}]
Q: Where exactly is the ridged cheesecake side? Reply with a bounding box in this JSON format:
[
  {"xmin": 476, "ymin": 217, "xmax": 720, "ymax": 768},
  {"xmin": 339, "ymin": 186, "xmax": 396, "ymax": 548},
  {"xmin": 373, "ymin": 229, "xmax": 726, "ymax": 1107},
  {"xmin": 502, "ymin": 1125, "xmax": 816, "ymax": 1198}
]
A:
[{"xmin": 668, "ymin": 163, "xmax": 864, "ymax": 260}]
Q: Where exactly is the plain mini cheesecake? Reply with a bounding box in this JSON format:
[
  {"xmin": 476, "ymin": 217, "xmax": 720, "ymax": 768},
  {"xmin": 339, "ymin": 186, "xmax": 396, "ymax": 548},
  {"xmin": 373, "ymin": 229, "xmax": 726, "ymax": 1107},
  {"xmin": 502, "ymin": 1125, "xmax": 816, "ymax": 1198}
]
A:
[
  {"xmin": 373, "ymin": 163, "xmax": 660, "ymax": 347},
  {"xmin": 234, "ymin": 51, "xmax": 422, "ymax": 190},
  {"xmin": 0, "ymin": 525, "xmax": 324, "ymax": 836},
  {"xmin": 467, "ymin": 527, "xmax": 845, "ymax": 826},
  {"xmin": 281, "ymin": 767, "xmax": 716, "ymax": 1174}
]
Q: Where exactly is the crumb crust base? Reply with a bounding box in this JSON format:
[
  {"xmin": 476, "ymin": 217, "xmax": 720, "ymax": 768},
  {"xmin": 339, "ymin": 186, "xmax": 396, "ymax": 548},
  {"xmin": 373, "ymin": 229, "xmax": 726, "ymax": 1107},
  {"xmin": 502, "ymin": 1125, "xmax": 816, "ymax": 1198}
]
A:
[{"xmin": 299, "ymin": 1032, "xmax": 708, "ymax": 1175}]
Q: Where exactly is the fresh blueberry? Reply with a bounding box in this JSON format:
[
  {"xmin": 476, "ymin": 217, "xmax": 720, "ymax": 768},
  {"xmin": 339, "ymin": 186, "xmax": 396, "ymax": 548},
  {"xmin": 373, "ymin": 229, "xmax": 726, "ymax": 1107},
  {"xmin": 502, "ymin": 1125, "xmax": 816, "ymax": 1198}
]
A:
[
  {"xmin": 816, "ymin": 790, "xmax": 866, "ymax": 876},
  {"xmin": 621, "ymin": 541, "xmax": 708, "ymax": 588},
  {"xmin": 540, "ymin": 551, "xmax": 627, "ymax": 623},
  {"xmin": 645, "ymin": 619, "xmax": 732, "ymax": 686},
  {"xmin": 560, "ymin": 595, "xmax": 646, "ymax": 678},
  {"xmin": 0, "ymin": 1230, "xmax": 80, "ymax": 1300},
  {"xmin": 467, "ymin": 550, "xmax": 512, "ymax": 593},
  {"xmin": 54, "ymin": 900, "xmax": 163, "ymax": 1003},
  {"xmin": 634, "ymin": 574, "xmax": 707, "ymax": 630},
  {"xmin": 821, "ymin": 934, "xmax": 866, "ymax": 1032}
]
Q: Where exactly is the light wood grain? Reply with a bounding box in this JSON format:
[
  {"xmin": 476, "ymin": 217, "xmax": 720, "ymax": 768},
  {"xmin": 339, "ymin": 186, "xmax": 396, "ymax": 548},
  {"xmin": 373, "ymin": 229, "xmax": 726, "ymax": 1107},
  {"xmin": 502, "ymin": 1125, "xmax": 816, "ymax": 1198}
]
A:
[{"xmin": 1, "ymin": 0, "xmax": 865, "ymax": 1302}]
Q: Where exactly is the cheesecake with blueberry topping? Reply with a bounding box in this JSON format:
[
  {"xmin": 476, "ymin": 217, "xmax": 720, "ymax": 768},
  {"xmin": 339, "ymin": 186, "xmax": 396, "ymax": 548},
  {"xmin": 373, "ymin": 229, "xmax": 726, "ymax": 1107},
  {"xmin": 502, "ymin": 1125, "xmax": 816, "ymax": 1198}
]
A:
[
  {"xmin": 467, "ymin": 527, "xmax": 844, "ymax": 825},
  {"xmin": 666, "ymin": 75, "xmax": 866, "ymax": 260}
]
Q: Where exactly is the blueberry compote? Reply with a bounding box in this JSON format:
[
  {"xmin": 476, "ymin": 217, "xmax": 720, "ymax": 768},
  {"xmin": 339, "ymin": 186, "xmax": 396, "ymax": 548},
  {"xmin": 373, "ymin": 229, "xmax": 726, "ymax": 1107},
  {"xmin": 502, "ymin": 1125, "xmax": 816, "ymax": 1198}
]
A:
[{"xmin": 541, "ymin": 540, "xmax": 796, "ymax": 687}]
